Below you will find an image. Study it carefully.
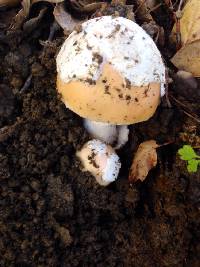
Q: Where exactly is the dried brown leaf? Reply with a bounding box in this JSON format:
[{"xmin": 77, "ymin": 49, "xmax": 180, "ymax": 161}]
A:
[
  {"xmin": 53, "ymin": 3, "xmax": 84, "ymax": 34},
  {"xmin": 70, "ymin": 0, "xmax": 104, "ymax": 13},
  {"xmin": 136, "ymin": 0, "xmax": 154, "ymax": 22},
  {"xmin": 10, "ymin": 0, "xmax": 31, "ymax": 30},
  {"xmin": 9, "ymin": 0, "xmax": 64, "ymax": 30},
  {"xmin": 129, "ymin": 140, "xmax": 159, "ymax": 183},
  {"xmin": 142, "ymin": 21, "xmax": 165, "ymax": 45},
  {"xmin": 171, "ymin": 41, "xmax": 200, "ymax": 77},
  {"xmin": 176, "ymin": 0, "xmax": 200, "ymax": 45},
  {"xmin": 171, "ymin": 0, "xmax": 200, "ymax": 76}
]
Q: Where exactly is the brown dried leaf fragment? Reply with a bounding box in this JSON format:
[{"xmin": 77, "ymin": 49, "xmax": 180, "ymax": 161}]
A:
[
  {"xmin": 53, "ymin": 3, "xmax": 84, "ymax": 34},
  {"xmin": 142, "ymin": 21, "xmax": 165, "ymax": 45},
  {"xmin": 10, "ymin": 0, "xmax": 31, "ymax": 30},
  {"xmin": 70, "ymin": 1, "xmax": 104, "ymax": 14},
  {"xmin": 129, "ymin": 140, "xmax": 159, "ymax": 183},
  {"xmin": 9, "ymin": 0, "xmax": 64, "ymax": 30},
  {"xmin": 135, "ymin": 0, "xmax": 155, "ymax": 22}
]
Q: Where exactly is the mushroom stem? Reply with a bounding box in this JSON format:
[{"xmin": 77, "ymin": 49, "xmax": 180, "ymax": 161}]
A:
[{"xmin": 83, "ymin": 119, "xmax": 129, "ymax": 149}]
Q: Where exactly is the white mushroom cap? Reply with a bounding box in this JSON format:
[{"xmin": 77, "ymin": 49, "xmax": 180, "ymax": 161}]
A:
[
  {"xmin": 76, "ymin": 139, "xmax": 121, "ymax": 186},
  {"xmin": 57, "ymin": 16, "xmax": 166, "ymax": 125}
]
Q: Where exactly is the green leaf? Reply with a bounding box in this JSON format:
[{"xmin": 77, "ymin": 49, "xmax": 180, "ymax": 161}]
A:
[
  {"xmin": 187, "ymin": 159, "xmax": 200, "ymax": 173},
  {"xmin": 178, "ymin": 145, "xmax": 198, "ymax": 161}
]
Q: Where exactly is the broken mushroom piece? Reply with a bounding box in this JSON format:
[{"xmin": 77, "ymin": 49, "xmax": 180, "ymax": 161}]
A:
[
  {"xmin": 56, "ymin": 16, "xmax": 166, "ymax": 147},
  {"xmin": 76, "ymin": 139, "xmax": 121, "ymax": 186}
]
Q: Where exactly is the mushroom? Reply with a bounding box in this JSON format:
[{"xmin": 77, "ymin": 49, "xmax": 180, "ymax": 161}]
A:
[
  {"xmin": 56, "ymin": 16, "xmax": 166, "ymax": 148},
  {"xmin": 76, "ymin": 139, "xmax": 121, "ymax": 186}
]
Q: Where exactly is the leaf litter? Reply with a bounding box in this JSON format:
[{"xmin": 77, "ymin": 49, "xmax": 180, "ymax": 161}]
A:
[
  {"xmin": 53, "ymin": 3, "xmax": 85, "ymax": 35},
  {"xmin": 9, "ymin": 0, "xmax": 64, "ymax": 30},
  {"xmin": 171, "ymin": 0, "xmax": 200, "ymax": 76}
]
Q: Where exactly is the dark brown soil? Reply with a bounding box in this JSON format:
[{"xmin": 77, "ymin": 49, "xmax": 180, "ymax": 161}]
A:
[{"xmin": 0, "ymin": 2, "xmax": 200, "ymax": 267}]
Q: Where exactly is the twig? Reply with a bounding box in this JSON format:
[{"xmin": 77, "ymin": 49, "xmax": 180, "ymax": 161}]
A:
[
  {"xmin": 169, "ymin": 95, "xmax": 200, "ymax": 124},
  {"xmin": 182, "ymin": 110, "xmax": 200, "ymax": 124},
  {"xmin": 177, "ymin": 0, "xmax": 184, "ymax": 11},
  {"xmin": 135, "ymin": 0, "xmax": 145, "ymax": 14},
  {"xmin": 20, "ymin": 74, "xmax": 32, "ymax": 94},
  {"xmin": 165, "ymin": 0, "xmax": 183, "ymax": 49},
  {"xmin": 148, "ymin": 3, "xmax": 162, "ymax": 13},
  {"xmin": 135, "ymin": 0, "xmax": 162, "ymax": 15}
]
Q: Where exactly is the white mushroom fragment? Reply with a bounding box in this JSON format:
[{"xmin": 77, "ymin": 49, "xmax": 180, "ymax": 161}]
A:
[
  {"xmin": 76, "ymin": 139, "xmax": 121, "ymax": 186},
  {"xmin": 56, "ymin": 16, "xmax": 166, "ymax": 146}
]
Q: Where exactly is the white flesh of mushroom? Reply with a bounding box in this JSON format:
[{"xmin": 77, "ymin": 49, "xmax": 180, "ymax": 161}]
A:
[{"xmin": 76, "ymin": 139, "xmax": 121, "ymax": 186}]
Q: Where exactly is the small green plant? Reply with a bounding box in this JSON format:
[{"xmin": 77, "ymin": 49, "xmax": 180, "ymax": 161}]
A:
[{"xmin": 178, "ymin": 145, "xmax": 200, "ymax": 173}]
